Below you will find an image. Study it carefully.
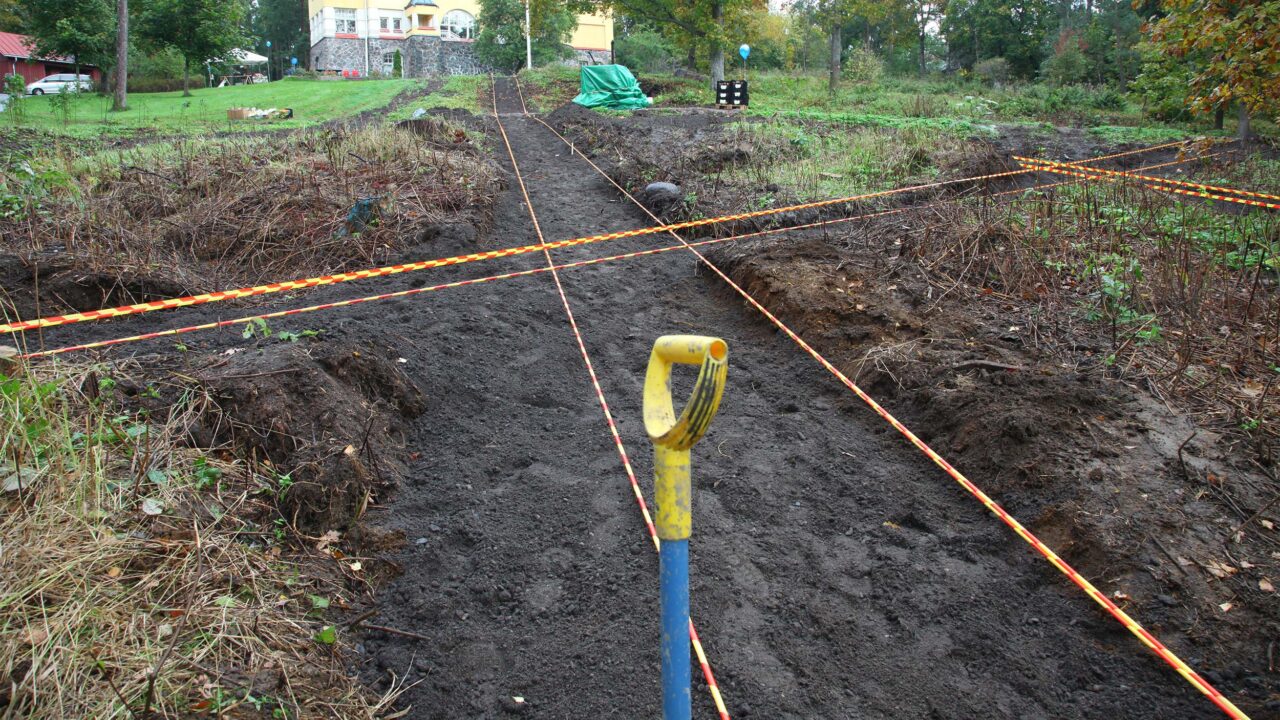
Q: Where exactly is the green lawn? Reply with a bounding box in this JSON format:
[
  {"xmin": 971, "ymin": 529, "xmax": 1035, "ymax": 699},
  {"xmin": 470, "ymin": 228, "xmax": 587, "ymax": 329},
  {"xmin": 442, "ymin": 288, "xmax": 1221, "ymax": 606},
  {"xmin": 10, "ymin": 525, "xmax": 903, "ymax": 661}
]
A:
[
  {"xmin": 386, "ymin": 75, "xmax": 490, "ymax": 119},
  {"xmin": 5, "ymin": 77, "xmax": 425, "ymax": 138}
]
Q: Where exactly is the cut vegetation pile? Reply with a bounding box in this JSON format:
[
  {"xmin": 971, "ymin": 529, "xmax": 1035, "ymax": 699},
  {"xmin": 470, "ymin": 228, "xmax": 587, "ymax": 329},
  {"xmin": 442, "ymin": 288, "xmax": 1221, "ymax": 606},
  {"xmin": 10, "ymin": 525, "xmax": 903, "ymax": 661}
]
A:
[
  {"xmin": 0, "ymin": 121, "xmax": 502, "ymax": 322},
  {"xmin": 0, "ymin": 358, "xmax": 413, "ymax": 718}
]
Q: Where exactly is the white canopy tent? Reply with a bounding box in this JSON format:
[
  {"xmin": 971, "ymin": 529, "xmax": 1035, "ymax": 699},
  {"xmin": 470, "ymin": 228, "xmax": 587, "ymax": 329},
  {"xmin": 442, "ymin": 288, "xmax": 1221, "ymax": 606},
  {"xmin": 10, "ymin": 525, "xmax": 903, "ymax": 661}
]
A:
[{"xmin": 226, "ymin": 48, "xmax": 268, "ymax": 65}]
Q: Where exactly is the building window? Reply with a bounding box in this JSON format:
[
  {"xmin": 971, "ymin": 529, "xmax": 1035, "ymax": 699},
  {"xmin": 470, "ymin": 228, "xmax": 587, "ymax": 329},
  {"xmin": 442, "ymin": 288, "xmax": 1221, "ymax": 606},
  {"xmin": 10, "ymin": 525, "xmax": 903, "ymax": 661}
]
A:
[
  {"xmin": 334, "ymin": 8, "xmax": 357, "ymax": 34},
  {"xmin": 417, "ymin": 14, "xmax": 434, "ymax": 30},
  {"xmin": 393, "ymin": 17, "xmax": 403, "ymax": 32},
  {"xmin": 382, "ymin": 51, "xmax": 398, "ymax": 74},
  {"xmin": 441, "ymin": 9, "xmax": 475, "ymax": 40},
  {"xmin": 379, "ymin": 17, "xmax": 388, "ymax": 31}
]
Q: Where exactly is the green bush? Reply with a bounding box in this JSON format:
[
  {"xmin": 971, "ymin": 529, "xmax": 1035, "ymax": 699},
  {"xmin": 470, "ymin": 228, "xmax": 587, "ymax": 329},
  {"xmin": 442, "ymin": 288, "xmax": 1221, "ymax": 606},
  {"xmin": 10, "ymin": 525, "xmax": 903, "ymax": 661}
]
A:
[
  {"xmin": 842, "ymin": 46, "xmax": 883, "ymax": 85},
  {"xmin": 973, "ymin": 58, "xmax": 1010, "ymax": 86},
  {"xmin": 1041, "ymin": 45, "xmax": 1089, "ymax": 86},
  {"xmin": 616, "ymin": 30, "xmax": 678, "ymax": 73}
]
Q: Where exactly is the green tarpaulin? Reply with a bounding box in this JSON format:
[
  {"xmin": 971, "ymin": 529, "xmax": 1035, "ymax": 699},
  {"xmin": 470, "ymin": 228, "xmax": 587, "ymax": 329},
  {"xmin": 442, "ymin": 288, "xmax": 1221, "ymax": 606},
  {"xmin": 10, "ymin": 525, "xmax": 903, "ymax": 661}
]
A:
[{"xmin": 572, "ymin": 65, "xmax": 652, "ymax": 110}]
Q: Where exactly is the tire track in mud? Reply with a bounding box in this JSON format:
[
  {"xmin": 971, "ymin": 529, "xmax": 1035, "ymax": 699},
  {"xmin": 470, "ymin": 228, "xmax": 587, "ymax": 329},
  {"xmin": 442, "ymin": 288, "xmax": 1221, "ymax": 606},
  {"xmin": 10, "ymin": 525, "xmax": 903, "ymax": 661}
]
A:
[{"xmin": 360, "ymin": 79, "xmax": 1222, "ymax": 718}]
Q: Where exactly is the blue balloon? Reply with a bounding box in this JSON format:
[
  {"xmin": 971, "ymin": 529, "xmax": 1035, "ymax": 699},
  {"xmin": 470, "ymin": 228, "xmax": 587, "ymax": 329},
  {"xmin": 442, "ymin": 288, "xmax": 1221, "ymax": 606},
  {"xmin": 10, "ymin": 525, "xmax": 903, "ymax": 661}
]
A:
[
  {"xmin": 739, "ymin": 44, "xmax": 750, "ymax": 60},
  {"xmin": 291, "ymin": 57, "xmax": 298, "ymax": 65}
]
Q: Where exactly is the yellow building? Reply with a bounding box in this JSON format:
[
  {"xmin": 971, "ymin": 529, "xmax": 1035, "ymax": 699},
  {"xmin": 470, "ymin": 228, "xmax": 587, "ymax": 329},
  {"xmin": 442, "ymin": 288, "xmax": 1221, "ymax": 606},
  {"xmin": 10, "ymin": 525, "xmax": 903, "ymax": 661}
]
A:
[{"xmin": 306, "ymin": 0, "xmax": 613, "ymax": 76}]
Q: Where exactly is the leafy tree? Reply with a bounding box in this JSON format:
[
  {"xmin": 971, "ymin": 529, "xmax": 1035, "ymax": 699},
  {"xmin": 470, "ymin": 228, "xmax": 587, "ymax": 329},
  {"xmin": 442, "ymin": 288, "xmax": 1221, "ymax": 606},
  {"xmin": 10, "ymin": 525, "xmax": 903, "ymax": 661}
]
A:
[
  {"xmin": 941, "ymin": 0, "xmax": 1054, "ymax": 79},
  {"xmin": 591, "ymin": 0, "xmax": 755, "ymax": 85},
  {"xmin": 19, "ymin": 0, "xmax": 116, "ymax": 82},
  {"xmin": 140, "ymin": 0, "xmax": 247, "ymax": 96},
  {"xmin": 0, "ymin": 0, "xmax": 21, "ymax": 33},
  {"xmin": 1145, "ymin": 0, "xmax": 1280, "ymax": 139},
  {"xmin": 475, "ymin": 0, "xmax": 578, "ymax": 71},
  {"xmin": 249, "ymin": 0, "xmax": 309, "ymax": 77}
]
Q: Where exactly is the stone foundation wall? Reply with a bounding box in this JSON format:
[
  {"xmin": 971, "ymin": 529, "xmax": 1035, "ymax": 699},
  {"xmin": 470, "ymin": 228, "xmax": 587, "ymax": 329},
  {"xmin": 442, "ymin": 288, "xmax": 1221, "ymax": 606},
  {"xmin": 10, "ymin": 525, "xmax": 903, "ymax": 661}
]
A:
[
  {"xmin": 574, "ymin": 48, "xmax": 612, "ymax": 65},
  {"xmin": 309, "ymin": 35, "xmax": 493, "ymax": 77}
]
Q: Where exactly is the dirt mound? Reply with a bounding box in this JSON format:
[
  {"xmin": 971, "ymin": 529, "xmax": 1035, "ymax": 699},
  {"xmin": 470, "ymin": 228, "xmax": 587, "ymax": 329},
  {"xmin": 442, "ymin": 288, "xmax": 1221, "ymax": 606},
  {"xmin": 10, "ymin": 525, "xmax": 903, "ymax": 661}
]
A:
[
  {"xmin": 706, "ymin": 225, "xmax": 1280, "ymax": 704},
  {"xmin": 193, "ymin": 340, "xmax": 426, "ymax": 533},
  {"xmin": 0, "ymin": 124, "xmax": 503, "ymax": 326}
]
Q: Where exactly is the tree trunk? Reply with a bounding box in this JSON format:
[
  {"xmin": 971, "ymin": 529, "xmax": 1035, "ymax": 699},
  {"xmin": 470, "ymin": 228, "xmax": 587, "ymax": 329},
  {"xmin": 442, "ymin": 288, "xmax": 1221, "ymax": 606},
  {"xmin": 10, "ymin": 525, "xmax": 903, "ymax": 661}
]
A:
[
  {"xmin": 1214, "ymin": 105, "xmax": 1225, "ymax": 130},
  {"xmin": 827, "ymin": 25, "xmax": 841, "ymax": 94},
  {"xmin": 918, "ymin": 28, "xmax": 926, "ymax": 76},
  {"xmin": 686, "ymin": 44, "xmax": 696, "ymax": 71},
  {"xmin": 112, "ymin": 0, "xmax": 128, "ymax": 111},
  {"xmin": 182, "ymin": 57, "xmax": 191, "ymax": 97},
  {"xmin": 709, "ymin": 1, "xmax": 725, "ymax": 86},
  {"xmin": 1237, "ymin": 102, "xmax": 1251, "ymax": 142}
]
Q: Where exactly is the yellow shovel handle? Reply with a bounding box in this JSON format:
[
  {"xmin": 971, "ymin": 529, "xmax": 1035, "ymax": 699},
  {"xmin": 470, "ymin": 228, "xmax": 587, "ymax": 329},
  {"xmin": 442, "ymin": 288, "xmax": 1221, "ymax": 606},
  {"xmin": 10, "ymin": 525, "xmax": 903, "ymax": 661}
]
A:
[{"xmin": 643, "ymin": 335, "xmax": 729, "ymax": 451}]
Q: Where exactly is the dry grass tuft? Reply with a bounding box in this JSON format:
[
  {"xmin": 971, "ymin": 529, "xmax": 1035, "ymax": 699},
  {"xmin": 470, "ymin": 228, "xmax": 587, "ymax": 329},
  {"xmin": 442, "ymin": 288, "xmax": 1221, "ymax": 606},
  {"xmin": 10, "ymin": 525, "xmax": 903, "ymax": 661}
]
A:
[{"xmin": 1, "ymin": 362, "xmax": 402, "ymax": 718}]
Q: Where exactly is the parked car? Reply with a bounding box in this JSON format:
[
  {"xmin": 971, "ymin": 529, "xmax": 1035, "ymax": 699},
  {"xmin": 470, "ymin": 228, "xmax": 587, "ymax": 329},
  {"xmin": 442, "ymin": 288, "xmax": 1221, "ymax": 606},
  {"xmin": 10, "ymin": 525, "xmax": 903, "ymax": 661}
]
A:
[{"xmin": 26, "ymin": 74, "xmax": 93, "ymax": 95}]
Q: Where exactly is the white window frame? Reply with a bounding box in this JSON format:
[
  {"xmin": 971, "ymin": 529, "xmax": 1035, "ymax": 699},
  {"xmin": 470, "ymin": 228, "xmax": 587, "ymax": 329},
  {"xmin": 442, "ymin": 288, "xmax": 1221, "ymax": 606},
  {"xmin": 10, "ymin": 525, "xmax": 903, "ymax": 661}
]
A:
[
  {"xmin": 392, "ymin": 17, "xmax": 403, "ymax": 33},
  {"xmin": 441, "ymin": 9, "xmax": 476, "ymax": 40},
  {"xmin": 379, "ymin": 17, "xmax": 389, "ymax": 31},
  {"xmin": 334, "ymin": 8, "xmax": 357, "ymax": 34}
]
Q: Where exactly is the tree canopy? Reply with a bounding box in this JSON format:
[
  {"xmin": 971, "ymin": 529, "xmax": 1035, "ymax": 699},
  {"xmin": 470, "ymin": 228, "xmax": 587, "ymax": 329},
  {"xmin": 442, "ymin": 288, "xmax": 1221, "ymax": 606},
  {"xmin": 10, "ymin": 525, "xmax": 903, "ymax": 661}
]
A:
[
  {"xmin": 18, "ymin": 0, "xmax": 116, "ymax": 72},
  {"xmin": 139, "ymin": 0, "xmax": 247, "ymax": 96},
  {"xmin": 1145, "ymin": 0, "xmax": 1280, "ymax": 128},
  {"xmin": 474, "ymin": 0, "xmax": 580, "ymax": 72}
]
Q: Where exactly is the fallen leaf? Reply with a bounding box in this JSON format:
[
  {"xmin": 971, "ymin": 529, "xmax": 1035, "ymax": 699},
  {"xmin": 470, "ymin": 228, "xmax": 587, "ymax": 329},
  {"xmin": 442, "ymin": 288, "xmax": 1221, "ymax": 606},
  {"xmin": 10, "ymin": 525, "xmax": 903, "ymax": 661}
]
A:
[
  {"xmin": 23, "ymin": 627, "xmax": 48, "ymax": 645},
  {"xmin": 315, "ymin": 625, "xmax": 337, "ymax": 645},
  {"xmin": 2, "ymin": 467, "xmax": 40, "ymax": 493},
  {"xmin": 157, "ymin": 624, "xmax": 173, "ymax": 639},
  {"xmin": 349, "ymin": 561, "xmax": 363, "ymax": 572},
  {"xmin": 1111, "ymin": 591, "xmax": 1131, "ymax": 601},
  {"xmin": 1239, "ymin": 560, "xmax": 1256, "ymax": 569},
  {"xmin": 1219, "ymin": 602, "xmax": 1233, "ymax": 612},
  {"xmin": 1261, "ymin": 579, "xmax": 1275, "ymax": 593},
  {"xmin": 107, "ymin": 566, "xmax": 123, "ymax": 578},
  {"xmin": 315, "ymin": 530, "xmax": 340, "ymax": 552},
  {"xmin": 1203, "ymin": 559, "xmax": 1238, "ymax": 579},
  {"xmin": 141, "ymin": 498, "xmax": 164, "ymax": 516},
  {"xmin": 1261, "ymin": 519, "xmax": 1275, "ymax": 530}
]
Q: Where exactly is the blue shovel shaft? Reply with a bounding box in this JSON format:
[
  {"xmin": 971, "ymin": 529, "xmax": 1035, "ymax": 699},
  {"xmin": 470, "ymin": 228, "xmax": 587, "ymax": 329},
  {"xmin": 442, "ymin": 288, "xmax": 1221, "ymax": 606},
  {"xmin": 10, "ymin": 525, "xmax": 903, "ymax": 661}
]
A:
[{"xmin": 660, "ymin": 538, "xmax": 691, "ymax": 720}]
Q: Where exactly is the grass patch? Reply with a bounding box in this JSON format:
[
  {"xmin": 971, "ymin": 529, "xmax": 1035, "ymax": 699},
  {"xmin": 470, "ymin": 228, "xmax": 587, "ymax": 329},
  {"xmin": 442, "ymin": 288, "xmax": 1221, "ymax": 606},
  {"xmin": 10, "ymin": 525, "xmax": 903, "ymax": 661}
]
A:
[
  {"xmin": 1086, "ymin": 124, "xmax": 1202, "ymax": 144},
  {"xmin": 387, "ymin": 75, "xmax": 490, "ymax": 118},
  {"xmin": 4, "ymin": 78, "xmax": 424, "ymax": 138},
  {"xmin": 718, "ymin": 120, "xmax": 963, "ymax": 201},
  {"xmin": 0, "ymin": 362, "xmax": 398, "ymax": 718},
  {"xmin": 517, "ymin": 65, "xmax": 580, "ymax": 113}
]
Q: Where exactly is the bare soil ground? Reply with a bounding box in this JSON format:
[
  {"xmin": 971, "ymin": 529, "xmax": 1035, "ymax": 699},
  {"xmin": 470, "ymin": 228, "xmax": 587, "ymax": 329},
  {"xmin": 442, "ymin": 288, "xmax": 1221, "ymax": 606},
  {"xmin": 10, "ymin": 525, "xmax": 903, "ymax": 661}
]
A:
[{"xmin": 3, "ymin": 78, "xmax": 1278, "ymax": 718}]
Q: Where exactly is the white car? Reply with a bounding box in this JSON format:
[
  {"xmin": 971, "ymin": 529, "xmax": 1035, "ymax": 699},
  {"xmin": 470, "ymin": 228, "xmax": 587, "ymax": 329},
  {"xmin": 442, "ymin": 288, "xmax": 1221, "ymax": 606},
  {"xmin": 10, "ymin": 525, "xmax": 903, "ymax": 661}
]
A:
[{"xmin": 26, "ymin": 73, "xmax": 93, "ymax": 95}]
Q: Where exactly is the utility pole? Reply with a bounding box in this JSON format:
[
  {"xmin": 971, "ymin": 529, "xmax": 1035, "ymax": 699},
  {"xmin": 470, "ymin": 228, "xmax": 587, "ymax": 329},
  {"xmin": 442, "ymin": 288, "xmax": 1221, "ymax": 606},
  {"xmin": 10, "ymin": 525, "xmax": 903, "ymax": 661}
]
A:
[
  {"xmin": 524, "ymin": 0, "xmax": 532, "ymax": 70},
  {"xmin": 112, "ymin": 0, "xmax": 127, "ymax": 111}
]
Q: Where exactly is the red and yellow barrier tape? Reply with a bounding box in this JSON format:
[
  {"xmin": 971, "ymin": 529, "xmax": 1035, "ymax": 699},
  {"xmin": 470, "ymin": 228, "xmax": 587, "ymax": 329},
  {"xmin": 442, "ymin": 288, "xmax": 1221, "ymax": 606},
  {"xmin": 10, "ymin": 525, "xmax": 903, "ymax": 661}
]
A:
[
  {"xmin": 500, "ymin": 78, "xmax": 732, "ymax": 720},
  {"xmin": 1014, "ymin": 155, "xmax": 1280, "ymax": 204},
  {"xmin": 1019, "ymin": 159, "xmax": 1280, "ymax": 211},
  {"xmin": 527, "ymin": 97, "xmax": 1249, "ymax": 720},
  {"xmin": 19, "ymin": 152, "xmax": 1217, "ymax": 360},
  {"xmin": 1, "ymin": 140, "xmax": 1197, "ymax": 337}
]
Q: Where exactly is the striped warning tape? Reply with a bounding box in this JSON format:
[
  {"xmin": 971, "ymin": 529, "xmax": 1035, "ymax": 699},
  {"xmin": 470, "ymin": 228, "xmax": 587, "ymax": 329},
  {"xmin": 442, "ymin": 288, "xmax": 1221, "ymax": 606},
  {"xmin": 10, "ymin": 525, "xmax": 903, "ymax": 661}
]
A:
[
  {"xmin": 18, "ymin": 151, "xmax": 1218, "ymax": 361},
  {"xmin": 529, "ymin": 105, "xmax": 1250, "ymax": 720},
  {"xmin": 1019, "ymin": 160, "xmax": 1280, "ymax": 211},
  {"xmin": 502, "ymin": 76, "xmax": 732, "ymax": 720},
  {"xmin": 0, "ymin": 140, "xmax": 1198, "ymax": 337},
  {"xmin": 1014, "ymin": 155, "xmax": 1280, "ymax": 203}
]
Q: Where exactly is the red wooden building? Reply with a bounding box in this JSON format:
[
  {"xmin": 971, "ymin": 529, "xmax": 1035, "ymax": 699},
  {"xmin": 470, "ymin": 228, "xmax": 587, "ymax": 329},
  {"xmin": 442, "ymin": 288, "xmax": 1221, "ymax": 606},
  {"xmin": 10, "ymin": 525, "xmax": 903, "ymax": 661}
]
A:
[{"xmin": 0, "ymin": 31, "xmax": 102, "ymax": 86}]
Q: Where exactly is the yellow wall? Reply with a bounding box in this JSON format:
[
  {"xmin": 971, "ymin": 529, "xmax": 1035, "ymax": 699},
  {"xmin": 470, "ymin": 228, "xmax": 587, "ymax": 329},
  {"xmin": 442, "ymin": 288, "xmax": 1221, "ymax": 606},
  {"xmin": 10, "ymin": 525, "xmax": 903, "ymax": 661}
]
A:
[{"xmin": 309, "ymin": 0, "xmax": 612, "ymax": 50}]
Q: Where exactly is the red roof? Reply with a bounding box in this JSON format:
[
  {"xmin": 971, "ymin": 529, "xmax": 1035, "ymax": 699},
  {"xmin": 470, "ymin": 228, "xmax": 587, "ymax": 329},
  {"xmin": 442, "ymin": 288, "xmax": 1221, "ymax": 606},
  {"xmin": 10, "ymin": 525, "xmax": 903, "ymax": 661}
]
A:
[{"xmin": 0, "ymin": 31, "xmax": 81, "ymax": 64}]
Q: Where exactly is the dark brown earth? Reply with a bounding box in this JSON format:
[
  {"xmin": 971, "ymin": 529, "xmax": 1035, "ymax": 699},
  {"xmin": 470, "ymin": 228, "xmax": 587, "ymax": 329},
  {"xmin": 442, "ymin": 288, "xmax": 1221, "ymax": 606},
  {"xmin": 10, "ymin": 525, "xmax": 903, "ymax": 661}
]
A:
[{"xmin": 5, "ymin": 78, "xmax": 1276, "ymax": 718}]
